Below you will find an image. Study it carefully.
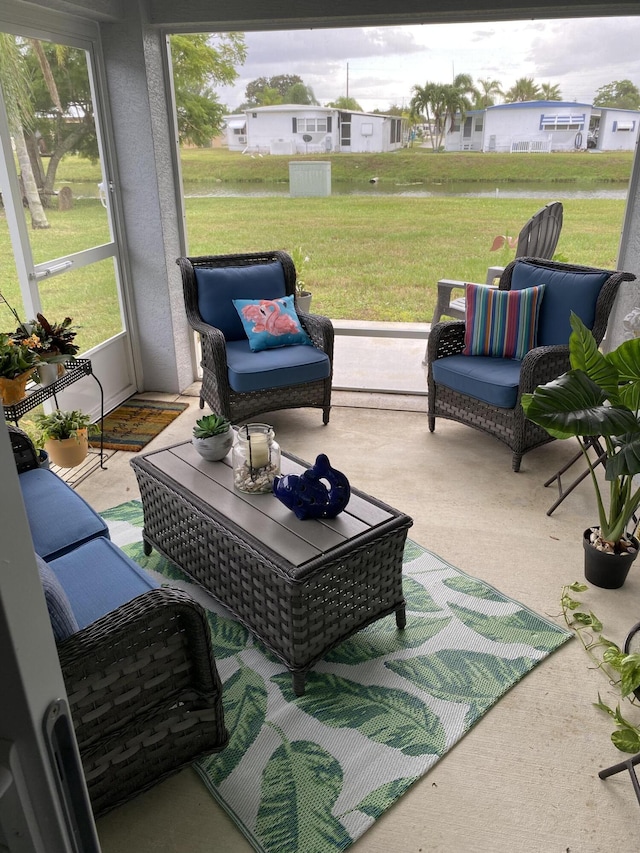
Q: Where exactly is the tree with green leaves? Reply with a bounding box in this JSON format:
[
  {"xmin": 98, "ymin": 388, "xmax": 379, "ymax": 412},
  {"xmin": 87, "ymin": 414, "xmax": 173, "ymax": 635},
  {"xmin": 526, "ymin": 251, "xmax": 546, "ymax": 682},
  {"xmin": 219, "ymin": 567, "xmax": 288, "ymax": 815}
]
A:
[
  {"xmin": 326, "ymin": 96, "xmax": 363, "ymax": 111},
  {"xmin": 474, "ymin": 78, "xmax": 503, "ymax": 108},
  {"xmin": 411, "ymin": 75, "xmax": 476, "ymax": 151},
  {"xmin": 285, "ymin": 81, "xmax": 318, "ymax": 105},
  {"xmin": 593, "ymin": 79, "xmax": 640, "ymax": 110},
  {"xmin": 539, "ymin": 82, "xmax": 562, "ymax": 101},
  {"xmin": 11, "ymin": 33, "xmax": 245, "ymax": 205},
  {"xmin": 244, "ymin": 75, "xmax": 303, "ymax": 106},
  {"xmin": 0, "ymin": 34, "xmax": 49, "ymax": 228},
  {"xmin": 170, "ymin": 33, "xmax": 247, "ymax": 146},
  {"xmin": 504, "ymin": 77, "xmax": 542, "ymax": 103}
]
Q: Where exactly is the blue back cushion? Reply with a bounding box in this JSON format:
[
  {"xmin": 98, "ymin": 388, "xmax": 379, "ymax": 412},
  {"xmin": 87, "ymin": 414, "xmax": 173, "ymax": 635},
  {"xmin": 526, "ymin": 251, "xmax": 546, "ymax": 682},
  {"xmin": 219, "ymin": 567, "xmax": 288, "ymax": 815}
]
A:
[
  {"xmin": 19, "ymin": 468, "xmax": 109, "ymax": 560},
  {"xmin": 510, "ymin": 261, "xmax": 609, "ymax": 346},
  {"xmin": 195, "ymin": 262, "xmax": 287, "ymax": 341}
]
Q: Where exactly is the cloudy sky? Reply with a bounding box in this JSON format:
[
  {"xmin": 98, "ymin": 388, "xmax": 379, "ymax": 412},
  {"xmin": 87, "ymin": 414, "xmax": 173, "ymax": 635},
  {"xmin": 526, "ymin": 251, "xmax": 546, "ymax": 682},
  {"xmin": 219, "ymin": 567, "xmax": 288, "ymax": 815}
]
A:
[{"xmin": 217, "ymin": 16, "xmax": 640, "ymax": 113}]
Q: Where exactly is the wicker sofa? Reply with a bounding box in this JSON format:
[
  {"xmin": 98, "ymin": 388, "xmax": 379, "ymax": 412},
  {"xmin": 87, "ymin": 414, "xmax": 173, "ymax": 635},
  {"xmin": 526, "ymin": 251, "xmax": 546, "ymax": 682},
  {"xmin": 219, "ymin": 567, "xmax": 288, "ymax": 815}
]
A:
[{"xmin": 10, "ymin": 426, "xmax": 228, "ymax": 817}]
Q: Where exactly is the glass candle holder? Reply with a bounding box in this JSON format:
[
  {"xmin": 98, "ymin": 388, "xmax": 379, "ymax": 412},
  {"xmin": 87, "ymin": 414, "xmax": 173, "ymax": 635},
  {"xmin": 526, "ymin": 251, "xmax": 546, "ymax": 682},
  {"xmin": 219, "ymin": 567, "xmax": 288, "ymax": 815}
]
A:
[{"xmin": 232, "ymin": 423, "xmax": 280, "ymax": 494}]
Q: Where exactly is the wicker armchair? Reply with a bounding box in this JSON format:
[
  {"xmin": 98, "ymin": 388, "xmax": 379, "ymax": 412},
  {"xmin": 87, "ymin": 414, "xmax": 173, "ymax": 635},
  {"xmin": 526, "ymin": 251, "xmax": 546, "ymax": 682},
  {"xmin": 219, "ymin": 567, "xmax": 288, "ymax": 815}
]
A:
[
  {"xmin": 177, "ymin": 250, "xmax": 333, "ymax": 424},
  {"xmin": 427, "ymin": 257, "xmax": 636, "ymax": 472},
  {"xmin": 59, "ymin": 586, "xmax": 228, "ymax": 816}
]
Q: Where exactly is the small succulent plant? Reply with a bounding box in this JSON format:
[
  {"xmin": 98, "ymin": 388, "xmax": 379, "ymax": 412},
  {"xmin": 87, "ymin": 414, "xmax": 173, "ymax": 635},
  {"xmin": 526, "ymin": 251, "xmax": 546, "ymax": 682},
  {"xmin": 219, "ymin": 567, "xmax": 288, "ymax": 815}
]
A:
[{"xmin": 193, "ymin": 413, "xmax": 231, "ymax": 439}]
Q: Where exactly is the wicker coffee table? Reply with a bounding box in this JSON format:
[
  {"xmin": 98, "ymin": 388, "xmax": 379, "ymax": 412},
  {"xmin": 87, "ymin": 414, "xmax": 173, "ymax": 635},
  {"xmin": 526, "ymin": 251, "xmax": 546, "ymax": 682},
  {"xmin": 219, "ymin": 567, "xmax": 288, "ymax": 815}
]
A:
[{"xmin": 130, "ymin": 441, "xmax": 412, "ymax": 695}]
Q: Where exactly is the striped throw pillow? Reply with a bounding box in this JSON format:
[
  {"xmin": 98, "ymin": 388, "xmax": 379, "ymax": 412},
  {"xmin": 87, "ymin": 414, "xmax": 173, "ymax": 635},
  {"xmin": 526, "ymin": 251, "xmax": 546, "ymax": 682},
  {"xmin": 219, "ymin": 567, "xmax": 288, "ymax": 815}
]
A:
[{"xmin": 463, "ymin": 283, "xmax": 546, "ymax": 360}]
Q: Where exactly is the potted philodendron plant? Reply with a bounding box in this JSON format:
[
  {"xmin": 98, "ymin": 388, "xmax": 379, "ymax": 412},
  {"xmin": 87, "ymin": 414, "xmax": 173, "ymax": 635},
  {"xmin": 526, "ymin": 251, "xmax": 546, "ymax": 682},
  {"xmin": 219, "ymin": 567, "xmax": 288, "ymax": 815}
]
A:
[
  {"xmin": 34, "ymin": 409, "xmax": 97, "ymax": 468},
  {"xmin": 192, "ymin": 412, "xmax": 233, "ymax": 461},
  {"xmin": 522, "ymin": 312, "xmax": 640, "ymax": 589}
]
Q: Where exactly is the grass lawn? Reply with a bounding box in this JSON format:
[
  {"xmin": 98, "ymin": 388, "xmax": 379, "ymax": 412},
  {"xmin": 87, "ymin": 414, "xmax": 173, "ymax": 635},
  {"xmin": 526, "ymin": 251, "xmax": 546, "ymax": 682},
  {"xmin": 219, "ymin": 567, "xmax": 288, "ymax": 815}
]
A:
[{"xmin": 0, "ymin": 149, "xmax": 631, "ymax": 346}]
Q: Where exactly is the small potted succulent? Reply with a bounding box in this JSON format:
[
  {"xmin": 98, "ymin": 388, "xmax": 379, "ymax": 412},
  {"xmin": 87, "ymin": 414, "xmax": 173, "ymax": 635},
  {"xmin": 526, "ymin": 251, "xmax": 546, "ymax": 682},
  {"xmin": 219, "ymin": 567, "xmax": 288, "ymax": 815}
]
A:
[
  {"xmin": 192, "ymin": 412, "xmax": 233, "ymax": 461},
  {"xmin": 34, "ymin": 409, "xmax": 97, "ymax": 468},
  {"xmin": 522, "ymin": 312, "xmax": 640, "ymax": 588}
]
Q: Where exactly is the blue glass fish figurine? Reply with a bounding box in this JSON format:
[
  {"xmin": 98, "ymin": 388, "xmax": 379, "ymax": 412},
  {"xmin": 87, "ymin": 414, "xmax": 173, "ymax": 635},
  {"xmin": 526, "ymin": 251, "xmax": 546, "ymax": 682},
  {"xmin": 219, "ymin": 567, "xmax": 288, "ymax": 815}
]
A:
[{"xmin": 272, "ymin": 453, "xmax": 350, "ymax": 519}]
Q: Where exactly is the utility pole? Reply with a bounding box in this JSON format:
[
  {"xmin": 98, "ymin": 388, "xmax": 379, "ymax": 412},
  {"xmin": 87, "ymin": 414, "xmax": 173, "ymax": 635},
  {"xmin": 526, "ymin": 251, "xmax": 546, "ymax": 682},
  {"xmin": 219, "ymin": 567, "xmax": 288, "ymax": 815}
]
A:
[{"xmin": 346, "ymin": 62, "xmax": 349, "ymax": 100}]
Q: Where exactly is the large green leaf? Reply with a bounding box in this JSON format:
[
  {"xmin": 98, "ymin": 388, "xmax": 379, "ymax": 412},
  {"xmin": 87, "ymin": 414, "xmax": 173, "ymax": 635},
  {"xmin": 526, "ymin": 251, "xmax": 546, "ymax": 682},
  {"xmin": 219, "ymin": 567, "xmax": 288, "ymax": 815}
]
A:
[
  {"xmin": 443, "ymin": 575, "xmax": 508, "ymax": 602},
  {"xmin": 272, "ymin": 672, "xmax": 446, "ymax": 756},
  {"xmin": 386, "ymin": 650, "xmax": 534, "ymax": 726},
  {"xmin": 256, "ymin": 740, "xmax": 350, "ymax": 853},
  {"xmin": 205, "ymin": 664, "xmax": 267, "ymax": 785},
  {"xmin": 325, "ymin": 614, "xmax": 451, "ymax": 665},
  {"xmin": 521, "ymin": 370, "xmax": 639, "ymax": 439},
  {"xmin": 607, "ymin": 336, "xmax": 640, "ymax": 413},
  {"xmin": 354, "ymin": 777, "xmax": 419, "ymax": 819},
  {"xmin": 605, "ymin": 433, "xmax": 640, "ymax": 479},
  {"xmin": 403, "ymin": 540, "xmax": 426, "ymax": 562},
  {"xmin": 569, "ymin": 312, "xmax": 619, "ymax": 398},
  {"xmin": 100, "ymin": 500, "xmax": 144, "ymax": 526},
  {"xmin": 448, "ymin": 603, "xmax": 570, "ymax": 651},
  {"xmin": 403, "ymin": 576, "xmax": 443, "ymax": 612}
]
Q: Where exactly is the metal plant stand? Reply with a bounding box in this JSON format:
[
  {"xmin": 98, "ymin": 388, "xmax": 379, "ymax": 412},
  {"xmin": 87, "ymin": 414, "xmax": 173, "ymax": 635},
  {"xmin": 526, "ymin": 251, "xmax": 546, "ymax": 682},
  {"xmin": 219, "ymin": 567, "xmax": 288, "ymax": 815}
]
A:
[{"xmin": 2, "ymin": 358, "xmax": 108, "ymax": 487}]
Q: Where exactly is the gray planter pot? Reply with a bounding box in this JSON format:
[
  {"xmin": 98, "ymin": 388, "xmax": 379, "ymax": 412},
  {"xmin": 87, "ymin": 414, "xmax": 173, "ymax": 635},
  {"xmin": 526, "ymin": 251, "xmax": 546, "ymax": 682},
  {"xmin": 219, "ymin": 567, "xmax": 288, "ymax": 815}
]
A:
[
  {"xmin": 192, "ymin": 429, "xmax": 234, "ymax": 461},
  {"xmin": 295, "ymin": 291, "xmax": 312, "ymax": 313}
]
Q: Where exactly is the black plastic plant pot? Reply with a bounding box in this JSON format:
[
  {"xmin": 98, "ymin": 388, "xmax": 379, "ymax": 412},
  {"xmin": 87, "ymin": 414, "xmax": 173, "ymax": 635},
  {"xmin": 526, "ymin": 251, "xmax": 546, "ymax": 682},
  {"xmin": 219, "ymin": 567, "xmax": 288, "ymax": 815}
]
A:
[{"xmin": 583, "ymin": 528, "xmax": 639, "ymax": 590}]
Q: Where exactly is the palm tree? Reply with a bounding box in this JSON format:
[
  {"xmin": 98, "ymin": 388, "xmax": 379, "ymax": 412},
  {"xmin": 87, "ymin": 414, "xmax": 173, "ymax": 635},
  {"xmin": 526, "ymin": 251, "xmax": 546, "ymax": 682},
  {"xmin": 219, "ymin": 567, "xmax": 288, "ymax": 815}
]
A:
[
  {"xmin": 539, "ymin": 82, "xmax": 562, "ymax": 101},
  {"xmin": 410, "ymin": 82, "xmax": 441, "ymax": 150},
  {"xmin": 0, "ymin": 34, "xmax": 49, "ymax": 228},
  {"xmin": 504, "ymin": 77, "xmax": 542, "ymax": 103},
  {"xmin": 475, "ymin": 78, "xmax": 503, "ymax": 108}
]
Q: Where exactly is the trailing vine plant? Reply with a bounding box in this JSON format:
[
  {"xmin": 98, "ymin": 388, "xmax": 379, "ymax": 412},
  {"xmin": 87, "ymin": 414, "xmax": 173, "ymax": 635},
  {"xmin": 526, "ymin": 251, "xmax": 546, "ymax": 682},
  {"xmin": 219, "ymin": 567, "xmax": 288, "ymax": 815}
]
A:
[{"xmin": 561, "ymin": 582, "xmax": 640, "ymax": 753}]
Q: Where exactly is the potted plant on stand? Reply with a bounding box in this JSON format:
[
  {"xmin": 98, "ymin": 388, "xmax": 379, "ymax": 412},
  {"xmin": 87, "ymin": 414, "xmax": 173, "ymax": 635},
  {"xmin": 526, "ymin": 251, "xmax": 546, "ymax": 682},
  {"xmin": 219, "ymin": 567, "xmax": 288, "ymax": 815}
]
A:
[
  {"xmin": 9, "ymin": 313, "xmax": 80, "ymax": 385},
  {"xmin": 522, "ymin": 312, "xmax": 640, "ymax": 589},
  {"xmin": 290, "ymin": 246, "xmax": 312, "ymax": 313},
  {"xmin": 0, "ymin": 334, "xmax": 40, "ymax": 405},
  {"xmin": 192, "ymin": 412, "xmax": 233, "ymax": 461},
  {"xmin": 34, "ymin": 409, "xmax": 97, "ymax": 468}
]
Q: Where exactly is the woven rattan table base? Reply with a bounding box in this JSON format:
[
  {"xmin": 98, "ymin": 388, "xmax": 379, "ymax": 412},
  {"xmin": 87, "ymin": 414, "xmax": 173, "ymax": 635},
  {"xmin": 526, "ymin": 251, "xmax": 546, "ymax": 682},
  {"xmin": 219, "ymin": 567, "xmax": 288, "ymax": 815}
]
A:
[{"xmin": 131, "ymin": 442, "xmax": 412, "ymax": 695}]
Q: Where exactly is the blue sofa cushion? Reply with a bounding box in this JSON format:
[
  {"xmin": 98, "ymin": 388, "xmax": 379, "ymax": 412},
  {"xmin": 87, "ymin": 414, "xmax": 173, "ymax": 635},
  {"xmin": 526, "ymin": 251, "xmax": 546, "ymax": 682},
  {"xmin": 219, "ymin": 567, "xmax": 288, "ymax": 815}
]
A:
[
  {"xmin": 225, "ymin": 339, "xmax": 331, "ymax": 393},
  {"xmin": 195, "ymin": 262, "xmax": 287, "ymax": 341},
  {"xmin": 432, "ymin": 354, "xmax": 523, "ymax": 409},
  {"xmin": 232, "ymin": 294, "xmax": 313, "ymax": 351},
  {"xmin": 510, "ymin": 261, "xmax": 609, "ymax": 346},
  {"xmin": 35, "ymin": 553, "xmax": 79, "ymax": 641},
  {"xmin": 19, "ymin": 468, "xmax": 109, "ymax": 561},
  {"xmin": 47, "ymin": 537, "xmax": 159, "ymax": 629}
]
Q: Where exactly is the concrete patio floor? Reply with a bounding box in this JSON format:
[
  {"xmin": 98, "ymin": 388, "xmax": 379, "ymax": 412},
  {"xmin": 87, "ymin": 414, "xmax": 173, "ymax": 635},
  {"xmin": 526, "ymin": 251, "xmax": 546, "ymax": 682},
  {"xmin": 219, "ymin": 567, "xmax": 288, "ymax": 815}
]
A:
[{"xmin": 82, "ymin": 388, "xmax": 640, "ymax": 853}]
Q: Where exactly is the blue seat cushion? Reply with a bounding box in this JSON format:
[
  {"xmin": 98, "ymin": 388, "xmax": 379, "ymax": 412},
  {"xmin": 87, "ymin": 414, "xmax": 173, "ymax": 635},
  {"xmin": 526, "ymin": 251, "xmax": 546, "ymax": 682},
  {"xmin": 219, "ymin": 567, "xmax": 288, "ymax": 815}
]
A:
[
  {"xmin": 226, "ymin": 339, "xmax": 331, "ymax": 393},
  {"xmin": 47, "ymin": 537, "xmax": 159, "ymax": 629},
  {"xmin": 510, "ymin": 261, "xmax": 609, "ymax": 346},
  {"xmin": 19, "ymin": 468, "xmax": 109, "ymax": 561},
  {"xmin": 195, "ymin": 262, "xmax": 287, "ymax": 341},
  {"xmin": 432, "ymin": 354, "xmax": 523, "ymax": 409}
]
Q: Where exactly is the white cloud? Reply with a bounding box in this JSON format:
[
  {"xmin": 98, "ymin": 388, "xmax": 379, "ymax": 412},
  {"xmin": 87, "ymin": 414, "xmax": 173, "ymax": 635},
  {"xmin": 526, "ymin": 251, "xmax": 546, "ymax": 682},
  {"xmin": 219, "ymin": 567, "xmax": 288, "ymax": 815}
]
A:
[{"xmin": 216, "ymin": 17, "xmax": 640, "ymax": 113}]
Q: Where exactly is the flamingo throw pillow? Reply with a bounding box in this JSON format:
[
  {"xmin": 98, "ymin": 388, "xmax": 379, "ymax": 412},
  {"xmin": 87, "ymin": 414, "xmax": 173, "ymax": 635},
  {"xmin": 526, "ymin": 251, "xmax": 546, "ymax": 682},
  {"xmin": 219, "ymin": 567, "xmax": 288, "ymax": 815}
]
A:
[{"xmin": 232, "ymin": 294, "xmax": 313, "ymax": 352}]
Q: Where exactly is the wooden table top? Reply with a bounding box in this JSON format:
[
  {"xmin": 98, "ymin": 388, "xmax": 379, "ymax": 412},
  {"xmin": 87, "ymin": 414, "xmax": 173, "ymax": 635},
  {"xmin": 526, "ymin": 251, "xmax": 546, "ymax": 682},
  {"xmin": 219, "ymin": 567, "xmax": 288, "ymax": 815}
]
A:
[{"xmin": 132, "ymin": 441, "xmax": 411, "ymax": 574}]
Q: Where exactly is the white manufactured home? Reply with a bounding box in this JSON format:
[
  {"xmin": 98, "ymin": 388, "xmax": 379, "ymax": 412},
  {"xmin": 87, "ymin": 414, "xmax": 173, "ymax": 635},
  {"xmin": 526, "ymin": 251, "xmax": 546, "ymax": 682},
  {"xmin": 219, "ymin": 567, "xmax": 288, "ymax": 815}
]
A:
[
  {"xmin": 225, "ymin": 104, "xmax": 406, "ymax": 155},
  {"xmin": 445, "ymin": 100, "xmax": 640, "ymax": 153}
]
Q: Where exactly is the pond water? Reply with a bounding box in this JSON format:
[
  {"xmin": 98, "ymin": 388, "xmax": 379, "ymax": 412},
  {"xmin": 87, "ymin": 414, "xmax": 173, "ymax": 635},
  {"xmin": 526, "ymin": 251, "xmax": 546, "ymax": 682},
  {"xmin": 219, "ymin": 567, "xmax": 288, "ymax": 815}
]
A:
[{"xmin": 62, "ymin": 179, "xmax": 629, "ymax": 201}]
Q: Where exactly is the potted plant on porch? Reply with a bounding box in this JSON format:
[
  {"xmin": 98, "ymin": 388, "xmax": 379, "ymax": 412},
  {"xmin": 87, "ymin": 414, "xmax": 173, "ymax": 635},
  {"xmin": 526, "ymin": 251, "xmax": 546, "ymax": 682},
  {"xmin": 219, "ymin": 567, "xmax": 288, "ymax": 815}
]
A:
[
  {"xmin": 522, "ymin": 312, "xmax": 640, "ymax": 589},
  {"xmin": 0, "ymin": 334, "xmax": 40, "ymax": 405},
  {"xmin": 192, "ymin": 411, "xmax": 233, "ymax": 461},
  {"xmin": 34, "ymin": 409, "xmax": 97, "ymax": 468},
  {"xmin": 290, "ymin": 246, "xmax": 312, "ymax": 313}
]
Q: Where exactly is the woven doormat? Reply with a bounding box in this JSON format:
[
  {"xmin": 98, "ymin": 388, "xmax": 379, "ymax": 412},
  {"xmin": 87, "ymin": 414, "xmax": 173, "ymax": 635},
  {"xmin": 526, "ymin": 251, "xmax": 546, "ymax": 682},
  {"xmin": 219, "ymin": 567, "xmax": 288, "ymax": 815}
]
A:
[{"xmin": 91, "ymin": 398, "xmax": 189, "ymax": 452}]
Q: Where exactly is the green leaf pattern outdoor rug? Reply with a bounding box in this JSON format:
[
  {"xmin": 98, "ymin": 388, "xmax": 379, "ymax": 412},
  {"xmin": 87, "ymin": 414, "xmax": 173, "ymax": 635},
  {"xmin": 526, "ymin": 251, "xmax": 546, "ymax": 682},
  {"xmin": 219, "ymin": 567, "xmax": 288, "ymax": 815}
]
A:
[{"xmin": 104, "ymin": 500, "xmax": 571, "ymax": 853}]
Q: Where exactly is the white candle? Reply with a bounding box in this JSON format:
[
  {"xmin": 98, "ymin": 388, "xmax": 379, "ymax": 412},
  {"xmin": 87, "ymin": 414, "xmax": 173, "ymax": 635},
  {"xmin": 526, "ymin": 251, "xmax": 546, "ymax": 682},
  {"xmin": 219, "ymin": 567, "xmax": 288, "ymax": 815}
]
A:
[{"xmin": 248, "ymin": 433, "xmax": 269, "ymax": 468}]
